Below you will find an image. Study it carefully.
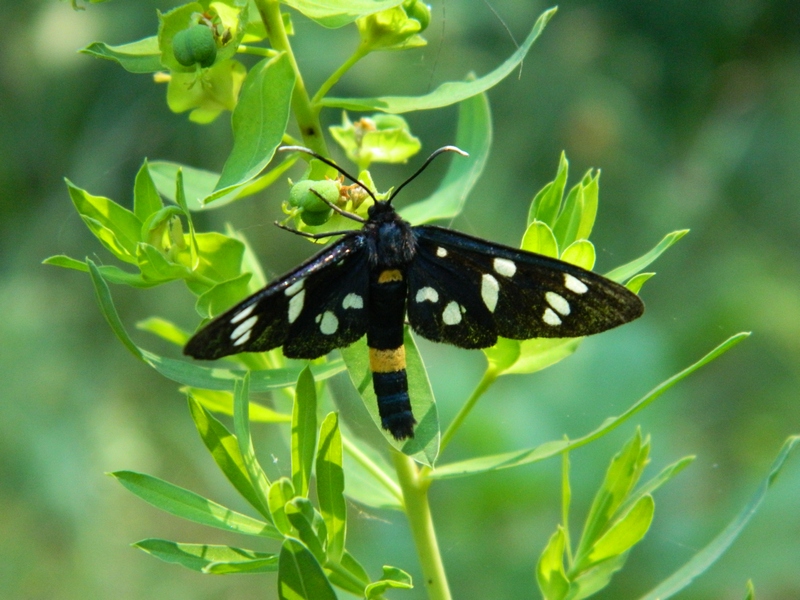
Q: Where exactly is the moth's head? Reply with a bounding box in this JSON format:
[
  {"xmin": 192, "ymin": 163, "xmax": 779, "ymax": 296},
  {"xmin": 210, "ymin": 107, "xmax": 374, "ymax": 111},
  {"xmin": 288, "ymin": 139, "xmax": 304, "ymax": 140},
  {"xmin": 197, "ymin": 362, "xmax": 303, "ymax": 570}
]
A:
[{"xmin": 367, "ymin": 199, "xmax": 394, "ymax": 219}]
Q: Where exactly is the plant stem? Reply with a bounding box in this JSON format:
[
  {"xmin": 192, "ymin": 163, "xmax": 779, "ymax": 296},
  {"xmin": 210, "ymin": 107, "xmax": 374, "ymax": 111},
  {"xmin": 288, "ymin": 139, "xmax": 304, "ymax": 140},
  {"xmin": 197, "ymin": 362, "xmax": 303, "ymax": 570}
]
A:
[
  {"xmin": 440, "ymin": 367, "xmax": 499, "ymax": 454},
  {"xmin": 254, "ymin": 0, "xmax": 328, "ymax": 157},
  {"xmin": 236, "ymin": 44, "xmax": 279, "ymax": 58},
  {"xmin": 311, "ymin": 45, "xmax": 369, "ymax": 108},
  {"xmin": 393, "ymin": 450, "xmax": 452, "ymax": 600}
]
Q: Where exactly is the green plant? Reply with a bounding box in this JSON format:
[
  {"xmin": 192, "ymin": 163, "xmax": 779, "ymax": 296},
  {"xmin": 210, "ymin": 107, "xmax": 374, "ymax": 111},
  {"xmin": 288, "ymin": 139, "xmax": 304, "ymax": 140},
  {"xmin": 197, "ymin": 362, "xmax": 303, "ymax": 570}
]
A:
[{"xmin": 49, "ymin": 1, "xmax": 798, "ymax": 598}]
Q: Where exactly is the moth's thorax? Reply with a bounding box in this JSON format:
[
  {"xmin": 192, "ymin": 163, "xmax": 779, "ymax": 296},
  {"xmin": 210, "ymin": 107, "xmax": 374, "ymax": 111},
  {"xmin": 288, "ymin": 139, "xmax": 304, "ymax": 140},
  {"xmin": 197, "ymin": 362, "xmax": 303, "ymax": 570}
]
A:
[{"xmin": 364, "ymin": 202, "xmax": 416, "ymax": 268}]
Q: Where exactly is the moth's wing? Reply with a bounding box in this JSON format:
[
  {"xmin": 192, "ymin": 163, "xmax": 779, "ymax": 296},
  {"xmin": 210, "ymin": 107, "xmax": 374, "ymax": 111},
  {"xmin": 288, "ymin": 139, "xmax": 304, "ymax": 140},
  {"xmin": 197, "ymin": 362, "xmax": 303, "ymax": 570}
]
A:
[
  {"xmin": 407, "ymin": 226, "xmax": 643, "ymax": 347},
  {"xmin": 184, "ymin": 235, "xmax": 369, "ymax": 360}
]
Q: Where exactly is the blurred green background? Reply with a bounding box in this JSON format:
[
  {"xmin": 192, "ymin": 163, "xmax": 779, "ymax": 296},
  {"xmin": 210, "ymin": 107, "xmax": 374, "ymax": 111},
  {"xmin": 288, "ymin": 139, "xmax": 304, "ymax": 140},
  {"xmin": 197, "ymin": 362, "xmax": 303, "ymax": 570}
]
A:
[{"xmin": 2, "ymin": 0, "xmax": 799, "ymax": 598}]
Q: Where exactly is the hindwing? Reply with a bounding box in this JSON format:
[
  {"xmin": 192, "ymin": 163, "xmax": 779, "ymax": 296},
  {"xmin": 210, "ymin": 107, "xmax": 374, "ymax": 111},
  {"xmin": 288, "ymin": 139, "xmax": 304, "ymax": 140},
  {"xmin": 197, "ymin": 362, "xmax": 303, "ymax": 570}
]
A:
[
  {"xmin": 407, "ymin": 225, "xmax": 643, "ymax": 348},
  {"xmin": 184, "ymin": 235, "xmax": 370, "ymax": 360}
]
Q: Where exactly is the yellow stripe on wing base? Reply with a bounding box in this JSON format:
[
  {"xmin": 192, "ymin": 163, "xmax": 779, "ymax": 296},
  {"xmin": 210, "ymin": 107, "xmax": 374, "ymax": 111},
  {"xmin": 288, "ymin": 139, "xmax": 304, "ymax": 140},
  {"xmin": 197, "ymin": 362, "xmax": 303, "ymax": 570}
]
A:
[{"xmin": 369, "ymin": 346, "xmax": 406, "ymax": 373}]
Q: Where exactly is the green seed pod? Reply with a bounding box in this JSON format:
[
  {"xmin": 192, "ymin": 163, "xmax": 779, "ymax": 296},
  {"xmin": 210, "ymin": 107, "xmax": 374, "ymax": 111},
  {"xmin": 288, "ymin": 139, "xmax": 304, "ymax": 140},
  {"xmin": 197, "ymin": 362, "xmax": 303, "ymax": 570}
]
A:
[
  {"xmin": 300, "ymin": 207, "xmax": 334, "ymax": 226},
  {"xmin": 289, "ymin": 179, "xmax": 340, "ymax": 213},
  {"xmin": 173, "ymin": 24, "xmax": 217, "ymax": 69}
]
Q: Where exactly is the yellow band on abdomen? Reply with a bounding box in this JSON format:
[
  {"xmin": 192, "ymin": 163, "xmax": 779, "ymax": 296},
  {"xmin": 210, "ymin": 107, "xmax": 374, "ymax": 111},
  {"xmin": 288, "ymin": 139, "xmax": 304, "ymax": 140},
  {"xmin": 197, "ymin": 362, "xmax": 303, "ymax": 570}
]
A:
[
  {"xmin": 378, "ymin": 269, "xmax": 403, "ymax": 283},
  {"xmin": 369, "ymin": 346, "xmax": 406, "ymax": 373}
]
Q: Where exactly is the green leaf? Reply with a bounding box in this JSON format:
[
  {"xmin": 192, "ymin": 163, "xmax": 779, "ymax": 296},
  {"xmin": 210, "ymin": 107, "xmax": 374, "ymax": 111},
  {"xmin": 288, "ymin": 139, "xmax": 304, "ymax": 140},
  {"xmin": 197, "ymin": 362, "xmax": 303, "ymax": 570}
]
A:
[
  {"xmin": 111, "ymin": 470, "xmax": 281, "ymax": 538},
  {"xmin": 81, "ymin": 36, "xmax": 163, "ymax": 73},
  {"xmin": 285, "ymin": 499, "xmax": 327, "ymax": 563},
  {"xmin": 316, "ymin": 413, "xmax": 346, "ymax": 562},
  {"xmin": 328, "ymin": 551, "xmax": 371, "ymax": 591},
  {"xmin": 552, "ymin": 179, "xmax": 586, "ymax": 250},
  {"xmin": 281, "ymin": 0, "xmax": 406, "ymax": 28},
  {"xmin": 638, "ymin": 435, "xmax": 800, "ymax": 600},
  {"xmin": 136, "ymin": 316, "xmax": 190, "ymax": 346},
  {"xmin": 575, "ymin": 172, "xmax": 599, "ymax": 241},
  {"xmin": 43, "ymin": 255, "xmax": 156, "ymax": 288},
  {"xmin": 67, "ymin": 180, "xmax": 142, "ymax": 262},
  {"xmin": 744, "ymin": 580, "xmax": 755, "ymax": 600},
  {"xmin": 189, "ymin": 232, "xmax": 247, "ymax": 292},
  {"xmin": 269, "ymin": 477, "xmax": 296, "ymax": 535},
  {"xmin": 134, "ymin": 160, "xmax": 164, "ymax": 222},
  {"xmin": 568, "ymin": 554, "xmax": 627, "ymax": 600},
  {"xmin": 87, "ymin": 260, "xmax": 144, "ymax": 359},
  {"xmin": 292, "ymin": 367, "xmax": 318, "ymax": 498},
  {"xmin": 204, "ymin": 556, "xmax": 281, "ymax": 573},
  {"xmin": 618, "ymin": 456, "xmax": 694, "ymax": 517},
  {"xmin": 213, "ymin": 53, "xmax": 295, "ymax": 197},
  {"xmin": 323, "ymin": 8, "xmax": 555, "ymax": 112},
  {"xmin": 529, "ymin": 151, "xmax": 568, "ymax": 227},
  {"xmin": 587, "ymin": 495, "xmax": 654, "ymax": 564},
  {"xmin": 188, "ymin": 394, "xmax": 270, "ymax": 518},
  {"xmin": 148, "ymin": 155, "xmax": 299, "ymax": 210},
  {"xmin": 521, "ymin": 220, "xmax": 559, "ymax": 259},
  {"xmin": 605, "ymin": 230, "xmax": 689, "ymax": 283},
  {"xmin": 365, "ymin": 566, "xmax": 414, "ymax": 597},
  {"xmin": 234, "ymin": 374, "xmax": 273, "ymax": 516},
  {"xmin": 278, "ymin": 538, "xmax": 337, "ymax": 600},
  {"xmin": 575, "ymin": 430, "xmax": 647, "ymax": 565},
  {"xmin": 340, "ymin": 327, "xmax": 440, "ymax": 466},
  {"xmin": 398, "ymin": 92, "xmax": 491, "ymax": 224},
  {"xmin": 560, "ymin": 239, "xmax": 595, "ymax": 270},
  {"xmin": 136, "ymin": 242, "xmax": 189, "ymax": 282},
  {"xmin": 501, "ymin": 338, "xmax": 583, "ymax": 377},
  {"xmin": 195, "ymin": 273, "xmax": 253, "ymax": 318},
  {"xmin": 187, "ymin": 387, "xmax": 292, "ymax": 423},
  {"xmin": 134, "ymin": 538, "xmax": 277, "ymax": 573},
  {"xmin": 536, "ymin": 527, "xmax": 570, "ymax": 600},
  {"xmin": 432, "ymin": 333, "xmax": 750, "ymax": 479},
  {"xmin": 625, "ymin": 272, "xmax": 654, "ymax": 294},
  {"xmin": 482, "ymin": 337, "xmax": 522, "ymax": 375}
]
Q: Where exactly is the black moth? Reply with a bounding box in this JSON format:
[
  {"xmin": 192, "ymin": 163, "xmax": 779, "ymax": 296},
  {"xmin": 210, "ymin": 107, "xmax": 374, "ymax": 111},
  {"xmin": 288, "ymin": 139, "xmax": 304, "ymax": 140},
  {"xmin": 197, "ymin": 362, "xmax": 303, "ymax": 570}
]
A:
[{"xmin": 185, "ymin": 146, "xmax": 644, "ymax": 440}]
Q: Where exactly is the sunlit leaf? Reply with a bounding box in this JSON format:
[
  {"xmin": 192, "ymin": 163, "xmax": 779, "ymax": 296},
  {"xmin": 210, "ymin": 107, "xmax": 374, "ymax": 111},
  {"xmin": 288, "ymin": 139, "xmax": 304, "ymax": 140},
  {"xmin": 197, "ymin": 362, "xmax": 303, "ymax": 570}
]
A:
[
  {"xmin": 134, "ymin": 538, "xmax": 277, "ymax": 573},
  {"xmin": 278, "ymin": 538, "xmax": 337, "ymax": 600}
]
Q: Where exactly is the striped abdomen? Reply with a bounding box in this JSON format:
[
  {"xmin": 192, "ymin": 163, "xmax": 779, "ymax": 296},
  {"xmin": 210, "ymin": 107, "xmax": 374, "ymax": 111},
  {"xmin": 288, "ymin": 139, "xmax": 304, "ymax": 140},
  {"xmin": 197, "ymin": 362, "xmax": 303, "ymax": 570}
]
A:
[{"xmin": 368, "ymin": 269, "xmax": 416, "ymax": 440}]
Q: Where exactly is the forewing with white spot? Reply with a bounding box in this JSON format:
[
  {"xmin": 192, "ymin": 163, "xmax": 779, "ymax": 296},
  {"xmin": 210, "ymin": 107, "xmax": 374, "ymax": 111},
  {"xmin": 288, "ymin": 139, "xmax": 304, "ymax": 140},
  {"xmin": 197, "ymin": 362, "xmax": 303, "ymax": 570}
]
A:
[
  {"xmin": 184, "ymin": 235, "xmax": 369, "ymax": 360},
  {"xmin": 410, "ymin": 226, "xmax": 643, "ymax": 343}
]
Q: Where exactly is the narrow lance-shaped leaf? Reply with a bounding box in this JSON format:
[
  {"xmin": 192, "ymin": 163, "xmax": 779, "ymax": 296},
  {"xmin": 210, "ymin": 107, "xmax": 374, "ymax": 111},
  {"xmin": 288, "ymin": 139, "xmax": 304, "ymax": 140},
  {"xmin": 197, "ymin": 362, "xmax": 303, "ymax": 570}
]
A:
[
  {"xmin": 233, "ymin": 373, "xmax": 273, "ymax": 518},
  {"xmin": 134, "ymin": 538, "xmax": 278, "ymax": 573},
  {"xmin": 292, "ymin": 367, "xmax": 317, "ymax": 498},
  {"xmin": 638, "ymin": 435, "xmax": 800, "ymax": 600},
  {"xmin": 278, "ymin": 538, "xmax": 337, "ymax": 600},
  {"xmin": 187, "ymin": 394, "xmax": 270, "ymax": 518},
  {"xmin": 529, "ymin": 151, "xmax": 568, "ymax": 227},
  {"xmin": 536, "ymin": 527, "xmax": 570, "ymax": 600},
  {"xmin": 432, "ymin": 333, "xmax": 750, "ymax": 479},
  {"xmin": 316, "ymin": 412, "xmax": 346, "ymax": 562},
  {"xmin": 285, "ymin": 498, "xmax": 327, "ymax": 563},
  {"xmin": 322, "ymin": 8, "xmax": 557, "ymax": 113},
  {"xmin": 111, "ymin": 471, "xmax": 281, "ymax": 539},
  {"xmin": 605, "ymin": 230, "xmax": 689, "ymax": 283},
  {"xmin": 399, "ymin": 91, "xmax": 491, "ymax": 225},
  {"xmin": 134, "ymin": 159, "xmax": 164, "ymax": 223},
  {"xmin": 586, "ymin": 494, "xmax": 655, "ymax": 565}
]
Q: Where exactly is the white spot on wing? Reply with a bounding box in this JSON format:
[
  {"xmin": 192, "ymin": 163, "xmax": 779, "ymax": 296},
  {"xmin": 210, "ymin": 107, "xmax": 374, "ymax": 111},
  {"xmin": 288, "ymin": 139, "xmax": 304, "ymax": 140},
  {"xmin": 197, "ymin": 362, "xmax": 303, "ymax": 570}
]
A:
[
  {"xmin": 415, "ymin": 287, "xmax": 439, "ymax": 303},
  {"xmin": 232, "ymin": 329, "xmax": 252, "ymax": 346},
  {"xmin": 288, "ymin": 289, "xmax": 305, "ymax": 323},
  {"xmin": 564, "ymin": 274, "xmax": 588, "ymax": 294},
  {"xmin": 319, "ymin": 311, "xmax": 338, "ymax": 335},
  {"xmin": 442, "ymin": 301, "xmax": 462, "ymax": 325},
  {"xmin": 230, "ymin": 315, "xmax": 258, "ymax": 340},
  {"xmin": 481, "ymin": 274, "xmax": 499, "ymax": 312},
  {"xmin": 543, "ymin": 308, "xmax": 562, "ymax": 326},
  {"xmin": 342, "ymin": 293, "xmax": 363, "ymax": 309},
  {"xmin": 545, "ymin": 291, "xmax": 571, "ymax": 316},
  {"xmin": 230, "ymin": 303, "xmax": 255, "ymax": 324},
  {"xmin": 285, "ymin": 279, "xmax": 305, "ymax": 296},
  {"xmin": 493, "ymin": 258, "xmax": 517, "ymax": 277},
  {"xmin": 436, "ymin": 247, "xmax": 448, "ymax": 257}
]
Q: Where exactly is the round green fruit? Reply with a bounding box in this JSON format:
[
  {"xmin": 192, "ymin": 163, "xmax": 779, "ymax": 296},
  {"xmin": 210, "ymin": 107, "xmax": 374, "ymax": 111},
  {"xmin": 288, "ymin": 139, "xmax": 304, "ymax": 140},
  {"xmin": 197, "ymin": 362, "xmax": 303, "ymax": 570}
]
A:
[{"xmin": 173, "ymin": 24, "xmax": 217, "ymax": 69}]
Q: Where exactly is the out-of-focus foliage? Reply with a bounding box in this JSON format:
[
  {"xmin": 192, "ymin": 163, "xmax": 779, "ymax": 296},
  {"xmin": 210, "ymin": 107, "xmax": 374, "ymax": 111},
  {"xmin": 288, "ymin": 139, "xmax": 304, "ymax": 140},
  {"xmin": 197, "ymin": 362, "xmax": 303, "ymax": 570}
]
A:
[{"xmin": 2, "ymin": 1, "xmax": 799, "ymax": 599}]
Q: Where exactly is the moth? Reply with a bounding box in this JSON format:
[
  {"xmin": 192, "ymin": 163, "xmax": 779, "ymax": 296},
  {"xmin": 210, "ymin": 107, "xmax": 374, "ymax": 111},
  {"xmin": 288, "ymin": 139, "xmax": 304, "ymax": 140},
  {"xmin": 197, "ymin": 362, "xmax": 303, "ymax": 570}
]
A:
[{"xmin": 184, "ymin": 146, "xmax": 644, "ymax": 440}]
